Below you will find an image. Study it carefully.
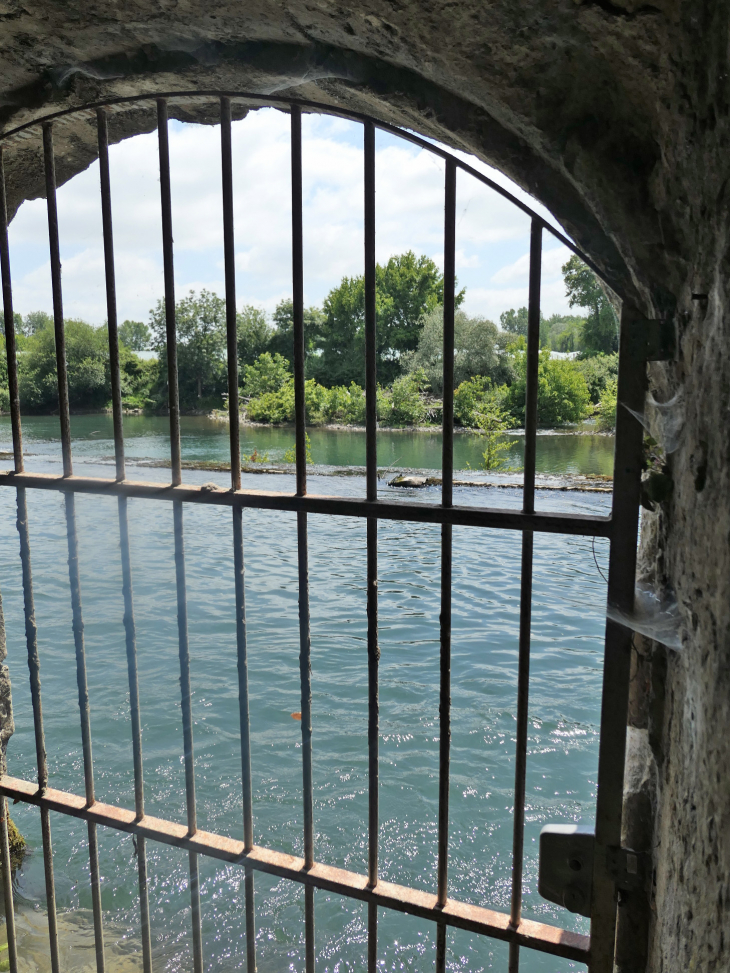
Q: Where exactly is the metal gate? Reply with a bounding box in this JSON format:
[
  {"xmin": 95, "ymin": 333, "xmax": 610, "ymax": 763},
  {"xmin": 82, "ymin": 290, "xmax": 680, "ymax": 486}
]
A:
[{"xmin": 0, "ymin": 92, "xmax": 650, "ymax": 973}]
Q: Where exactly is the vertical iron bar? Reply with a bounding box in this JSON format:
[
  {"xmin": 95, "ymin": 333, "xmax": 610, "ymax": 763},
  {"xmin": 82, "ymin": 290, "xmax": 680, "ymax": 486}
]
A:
[
  {"xmin": 42, "ymin": 123, "xmax": 72, "ymax": 477},
  {"xmin": 436, "ymin": 158, "xmax": 456, "ymax": 973},
  {"xmin": 291, "ymin": 103, "xmax": 315, "ymax": 973},
  {"xmin": 508, "ymin": 218, "xmax": 542, "ymax": 973},
  {"xmin": 0, "ymin": 797, "xmax": 18, "ymax": 973},
  {"xmin": 97, "ymin": 108, "xmax": 125, "ymax": 481},
  {"xmin": 173, "ymin": 499, "xmax": 203, "ymax": 973},
  {"xmin": 364, "ymin": 119, "xmax": 379, "ymax": 972},
  {"xmin": 118, "ymin": 496, "xmax": 153, "ymax": 972},
  {"xmin": 64, "ymin": 491, "xmax": 105, "ymax": 973},
  {"xmin": 291, "ymin": 106, "xmax": 306, "ymax": 499},
  {"xmin": 233, "ymin": 505, "xmax": 257, "ymax": 971},
  {"xmin": 0, "ymin": 589, "xmax": 17, "ymax": 973},
  {"xmin": 15, "ymin": 487, "xmax": 60, "ymax": 973},
  {"xmin": 0, "ymin": 147, "xmax": 24, "ymax": 472},
  {"xmin": 589, "ymin": 303, "xmax": 647, "ymax": 973},
  {"xmin": 221, "ymin": 97, "xmax": 242, "ymax": 491},
  {"xmin": 157, "ymin": 99, "xmax": 182, "ymax": 486}
]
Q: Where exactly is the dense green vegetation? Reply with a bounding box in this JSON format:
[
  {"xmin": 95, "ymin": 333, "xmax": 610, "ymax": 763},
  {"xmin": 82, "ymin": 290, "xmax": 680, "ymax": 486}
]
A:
[{"xmin": 0, "ymin": 252, "xmax": 619, "ymax": 430}]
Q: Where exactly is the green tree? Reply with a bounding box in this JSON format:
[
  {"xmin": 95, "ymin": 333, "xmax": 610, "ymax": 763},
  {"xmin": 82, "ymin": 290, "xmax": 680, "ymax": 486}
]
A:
[
  {"xmin": 500, "ymin": 307, "xmax": 529, "ymax": 337},
  {"xmin": 236, "ymin": 305, "xmax": 272, "ymax": 368},
  {"xmin": 20, "ymin": 319, "xmax": 108, "ymax": 412},
  {"xmin": 404, "ymin": 306, "xmax": 514, "ymax": 394},
  {"xmin": 473, "ymin": 407, "xmax": 517, "ymax": 471},
  {"xmin": 118, "ymin": 320, "xmax": 151, "ymax": 351},
  {"xmin": 149, "ymin": 289, "xmax": 227, "ymax": 409},
  {"xmin": 21, "ymin": 310, "xmax": 53, "ymax": 336},
  {"xmin": 242, "ymin": 352, "xmax": 290, "ymax": 397},
  {"xmin": 505, "ymin": 347, "xmax": 591, "ymax": 426},
  {"xmin": 576, "ymin": 352, "xmax": 619, "ymax": 404},
  {"xmin": 311, "ymin": 251, "xmax": 464, "ymax": 388},
  {"xmin": 267, "ymin": 299, "xmax": 324, "ymax": 365},
  {"xmin": 562, "ymin": 255, "xmax": 619, "ymax": 354}
]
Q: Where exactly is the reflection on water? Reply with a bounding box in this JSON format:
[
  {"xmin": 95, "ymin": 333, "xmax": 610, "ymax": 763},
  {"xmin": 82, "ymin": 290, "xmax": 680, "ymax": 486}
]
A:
[{"xmin": 0, "ymin": 420, "xmax": 610, "ymax": 972}]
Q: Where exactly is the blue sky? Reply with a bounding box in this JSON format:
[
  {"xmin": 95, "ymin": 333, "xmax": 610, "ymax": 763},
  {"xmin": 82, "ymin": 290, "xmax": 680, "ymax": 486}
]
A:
[{"xmin": 7, "ymin": 109, "xmax": 577, "ymax": 326}]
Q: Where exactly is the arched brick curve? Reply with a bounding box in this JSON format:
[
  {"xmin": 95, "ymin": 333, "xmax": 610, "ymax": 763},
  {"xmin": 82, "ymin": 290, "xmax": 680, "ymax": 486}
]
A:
[{"xmin": 1, "ymin": 6, "xmax": 729, "ymax": 973}]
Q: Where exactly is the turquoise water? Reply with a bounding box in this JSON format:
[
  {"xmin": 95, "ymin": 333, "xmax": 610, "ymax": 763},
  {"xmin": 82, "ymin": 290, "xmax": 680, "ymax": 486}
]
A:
[
  {"xmin": 0, "ymin": 417, "xmax": 611, "ymax": 972},
  {"xmin": 0, "ymin": 414, "xmax": 615, "ymax": 479}
]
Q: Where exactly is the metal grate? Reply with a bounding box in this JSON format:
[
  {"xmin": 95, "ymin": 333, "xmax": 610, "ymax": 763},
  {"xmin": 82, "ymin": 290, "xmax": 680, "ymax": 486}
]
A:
[{"xmin": 0, "ymin": 92, "xmax": 648, "ymax": 973}]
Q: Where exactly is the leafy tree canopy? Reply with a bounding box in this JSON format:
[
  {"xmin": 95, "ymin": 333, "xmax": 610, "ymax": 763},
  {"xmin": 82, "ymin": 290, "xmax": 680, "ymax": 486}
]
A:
[
  {"xmin": 311, "ymin": 251, "xmax": 464, "ymax": 388},
  {"xmin": 237, "ymin": 305, "xmax": 273, "ymax": 368},
  {"xmin": 118, "ymin": 320, "xmax": 151, "ymax": 351},
  {"xmin": 404, "ymin": 306, "xmax": 513, "ymax": 394},
  {"xmin": 562, "ymin": 254, "xmax": 618, "ymax": 354},
  {"xmin": 500, "ymin": 307, "xmax": 529, "ymax": 337}
]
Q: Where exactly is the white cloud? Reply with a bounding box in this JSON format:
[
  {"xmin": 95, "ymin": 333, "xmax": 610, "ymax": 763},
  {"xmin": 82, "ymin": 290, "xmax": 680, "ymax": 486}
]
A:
[{"xmin": 6, "ymin": 109, "xmax": 576, "ymax": 325}]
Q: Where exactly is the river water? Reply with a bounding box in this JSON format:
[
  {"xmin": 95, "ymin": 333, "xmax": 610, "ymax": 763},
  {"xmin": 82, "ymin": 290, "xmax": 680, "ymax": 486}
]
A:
[{"xmin": 0, "ymin": 416, "xmax": 612, "ymax": 972}]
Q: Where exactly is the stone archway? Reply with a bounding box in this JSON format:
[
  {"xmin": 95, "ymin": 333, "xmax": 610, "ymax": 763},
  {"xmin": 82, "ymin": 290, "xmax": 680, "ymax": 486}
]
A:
[{"xmin": 1, "ymin": 5, "xmax": 729, "ymax": 971}]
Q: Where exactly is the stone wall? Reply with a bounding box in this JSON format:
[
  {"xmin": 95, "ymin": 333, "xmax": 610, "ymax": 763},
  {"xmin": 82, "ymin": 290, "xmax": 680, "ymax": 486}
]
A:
[{"xmin": 1, "ymin": 2, "xmax": 728, "ymax": 968}]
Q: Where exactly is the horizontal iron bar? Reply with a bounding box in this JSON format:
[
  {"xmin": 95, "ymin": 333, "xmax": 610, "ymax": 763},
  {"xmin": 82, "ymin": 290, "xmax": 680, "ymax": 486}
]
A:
[
  {"xmin": 0, "ymin": 90, "xmax": 605, "ymax": 283},
  {"xmin": 0, "ymin": 472, "xmax": 611, "ymax": 538},
  {"xmin": 0, "ymin": 775, "xmax": 589, "ymax": 964}
]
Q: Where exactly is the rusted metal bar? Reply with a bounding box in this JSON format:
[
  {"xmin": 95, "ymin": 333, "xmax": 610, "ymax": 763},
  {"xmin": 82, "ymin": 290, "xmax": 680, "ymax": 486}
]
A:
[
  {"xmin": 589, "ymin": 303, "xmax": 647, "ymax": 973},
  {"xmin": 96, "ymin": 108, "xmax": 125, "ymax": 481},
  {"xmin": 15, "ymin": 488, "xmax": 60, "ymax": 973},
  {"xmin": 64, "ymin": 491, "xmax": 106, "ymax": 972},
  {"xmin": 290, "ymin": 105, "xmax": 306, "ymax": 498},
  {"xmin": 0, "ymin": 774, "xmax": 591, "ymax": 963},
  {"xmin": 220, "ymin": 96, "xmax": 241, "ymax": 491},
  {"xmin": 157, "ymin": 99, "xmax": 182, "ymax": 486},
  {"xmin": 291, "ymin": 103, "xmax": 315, "ymax": 970},
  {"xmin": 118, "ymin": 496, "xmax": 153, "ymax": 972},
  {"xmin": 0, "ymin": 796, "xmax": 17, "ymax": 973},
  {"xmin": 297, "ymin": 508, "xmax": 315, "ymax": 970},
  {"xmin": 364, "ymin": 116, "xmax": 380, "ymax": 973},
  {"xmin": 172, "ymin": 499, "xmax": 204, "ymax": 973},
  {"xmin": 42, "ymin": 122, "xmax": 73, "ymax": 477},
  {"xmin": 508, "ymin": 218, "xmax": 542, "ymax": 973},
  {"xmin": 232, "ymin": 505, "xmax": 257, "ymax": 971},
  {"xmin": 0, "ymin": 147, "xmax": 24, "ymax": 472},
  {"xmin": 437, "ymin": 158, "xmax": 456, "ymax": 931},
  {"xmin": 0, "ymin": 473, "xmax": 612, "ymax": 537}
]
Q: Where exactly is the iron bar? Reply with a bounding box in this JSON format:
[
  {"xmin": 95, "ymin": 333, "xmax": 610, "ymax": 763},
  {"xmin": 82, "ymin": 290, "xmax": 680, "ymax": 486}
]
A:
[
  {"xmin": 0, "ymin": 773, "xmax": 591, "ymax": 964},
  {"xmin": 0, "ymin": 473, "xmax": 612, "ymax": 537},
  {"xmin": 291, "ymin": 102, "xmax": 315, "ymax": 971},
  {"xmin": 220, "ymin": 96, "xmax": 242, "ymax": 491},
  {"xmin": 589, "ymin": 303, "xmax": 648, "ymax": 973},
  {"xmin": 96, "ymin": 108, "xmax": 125, "ymax": 481},
  {"xmin": 15, "ymin": 488, "xmax": 60, "ymax": 973},
  {"xmin": 233, "ymin": 505, "xmax": 257, "ymax": 972},
  {"xmin": 0, "ymin": 147, "xmax": 23, "ymax": 471},
  {"xmin": 157, "ymin": 99, "xmax": 182, "ymax": 486},
  {"xmin": 508, "ymin": 218, "xmax": 542, "ymax": 973},
  {"xmin": 118, "ymin": 496, "xmax": 153, "ymax": 972},
  {"xmin": 0, "ymin": 797, "xmax": 18, "ymax": 973},
  {"xmin": 290, "ymin": 106, "xmax": 306, "ymax": 498},
  {"xmin": 172, "ymin": 499, "xmax": 204, "ymax": 973},
  {"xmin": 435, "ymin": 158, "xmax": 456, "ymax": 973},
  {"xmin": 364, "ymin": 117, "xmax": 380, "ymax": 973},
  {"xmin": 64, "ymin": 491, "xmax": 106, "ymax": 972},
  {"xmin": 42, "ymin": 122, "xmax": 72, "ymax": 478}
]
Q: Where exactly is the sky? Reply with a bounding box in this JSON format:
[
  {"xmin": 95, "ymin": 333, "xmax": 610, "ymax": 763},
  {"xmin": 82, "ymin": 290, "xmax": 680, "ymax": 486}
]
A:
[{"xmin": 6, "ymin": 108, "xmax": 578, "ymax": 327}]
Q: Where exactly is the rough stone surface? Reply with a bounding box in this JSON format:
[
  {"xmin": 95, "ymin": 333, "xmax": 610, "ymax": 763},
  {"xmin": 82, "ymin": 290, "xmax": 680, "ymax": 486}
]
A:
[{"xmin": 1, "ymin": 3, "xmax": 729, "ymax": 970}]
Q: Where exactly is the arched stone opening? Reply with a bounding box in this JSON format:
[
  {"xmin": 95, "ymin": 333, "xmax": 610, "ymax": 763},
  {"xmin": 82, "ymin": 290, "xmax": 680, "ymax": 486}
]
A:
[{"xmin": 1, "ymin": 6, "xmax": 728, "ymax": 973}]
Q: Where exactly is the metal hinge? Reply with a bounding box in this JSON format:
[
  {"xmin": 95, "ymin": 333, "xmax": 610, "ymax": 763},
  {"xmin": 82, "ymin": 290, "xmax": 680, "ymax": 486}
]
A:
[{"xmin": 606, "ymin": 845, "xmax": 649, "ymax": 890}]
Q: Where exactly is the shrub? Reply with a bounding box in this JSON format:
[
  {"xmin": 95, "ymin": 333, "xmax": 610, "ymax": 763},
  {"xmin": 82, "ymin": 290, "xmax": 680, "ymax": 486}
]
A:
[
  {"xmin": 242, "ymin": 352, "xmax": 291, "ymax": 397},
  {"xmin": 596, "ymin": 378, "xmax": 618, "ymax": 431},
  {"xmin": 505, "ymin": 349, "xmax": 591, "ymax": 426},
  {"xmin": 378, "ymin": 368, "xmax": 430, "ymax": 426},
  {"xmin": 576, "ymin": 353, "xmax": 618, "ymax": 404},
  {"xmin": 454, "ymin": 376, "xmax": 510, "ymax": 428},
  {"xmin": 473, "ymin": 407, "xmax": 518, "ymax": 470}
]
